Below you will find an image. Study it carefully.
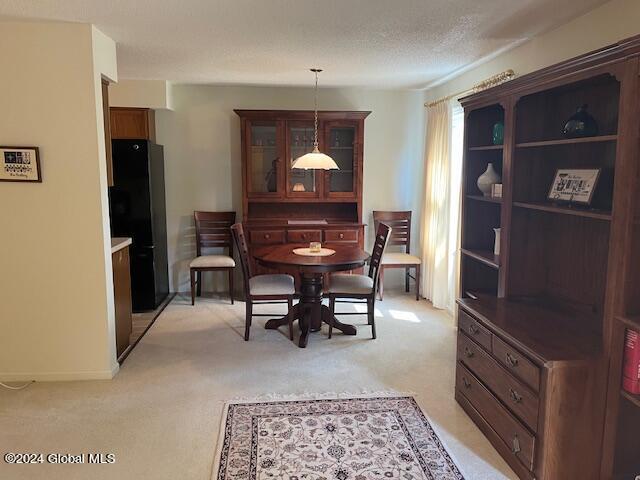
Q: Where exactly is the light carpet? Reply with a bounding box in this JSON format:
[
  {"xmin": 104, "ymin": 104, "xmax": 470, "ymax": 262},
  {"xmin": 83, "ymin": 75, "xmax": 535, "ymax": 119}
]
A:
[{"xmin": 0, "ymin": 289, "xmax": 516, "ymax": 480}]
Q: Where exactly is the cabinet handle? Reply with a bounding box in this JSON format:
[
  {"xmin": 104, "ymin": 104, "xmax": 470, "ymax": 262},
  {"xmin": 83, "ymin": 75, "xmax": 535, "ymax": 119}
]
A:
[
  {"xmin": 301, "ymin": 234, "xmax": 307, "ymax": 240},
  {"xmin": 505, "ymin": 352, "xmax": 519, "ymax": 367},
  {"xmin": 264, "ymin": 234, "xmax": 271, "ymax": 239},
  {"xmin": 464, "ymin": 347, "xmax": 474, "ymax": 358},
  {"xmin": 509, "ymin": 388, "xmax": 523, "ymax": 404},
  {"xmin": 468, "ymin": 324, "xmax": 479, "ymax": 335},
  {"xmin": 511, "ymin": 435, "xmax": 521, "ymax": 454},
  {"xmin": 339, "ymin": 233, "xmax": 344, "ymax": 239},
  {"xmin": 462, "ymin": 377, "xmax": 471, "ymax": 389}
]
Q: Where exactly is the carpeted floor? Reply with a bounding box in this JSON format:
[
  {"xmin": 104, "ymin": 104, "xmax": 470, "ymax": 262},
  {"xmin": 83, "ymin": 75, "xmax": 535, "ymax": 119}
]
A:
[{"xmin": 0, "ymin": 289, "xmax": 516, "ymax": 480}]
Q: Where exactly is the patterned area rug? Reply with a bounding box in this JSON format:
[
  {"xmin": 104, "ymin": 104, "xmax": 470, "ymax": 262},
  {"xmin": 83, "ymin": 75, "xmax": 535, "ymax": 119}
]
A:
[{"xmin": 214, "ymin": 396, "xmax": 464, "ymax": 480}]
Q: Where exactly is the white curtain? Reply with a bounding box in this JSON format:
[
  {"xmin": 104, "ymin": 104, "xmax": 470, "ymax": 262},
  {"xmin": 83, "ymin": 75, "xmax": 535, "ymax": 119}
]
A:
[{"xmin": 420, "ymin": 100, "xmax": 464, "ymax": 313}]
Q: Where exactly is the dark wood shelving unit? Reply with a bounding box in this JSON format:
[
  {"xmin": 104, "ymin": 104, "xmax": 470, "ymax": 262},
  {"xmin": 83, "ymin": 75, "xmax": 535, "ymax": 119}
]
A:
[
  {"xmin": 467, "ymin": 194, "xmax": 502, "ymax": 204},
  {"xmin": 512, "ymin": 201, "xmax": 612, "ymax": 220},
  {"xmin": 460, "ymin": 248, "xmax": 499, "ymax": 269},
  {"xmin": 515, "ymin": 134, "xmax": 618, "ymax": 148},
  {"xmin": 456, "ymin": 37, "xmax": 640, "ymax": 480}
]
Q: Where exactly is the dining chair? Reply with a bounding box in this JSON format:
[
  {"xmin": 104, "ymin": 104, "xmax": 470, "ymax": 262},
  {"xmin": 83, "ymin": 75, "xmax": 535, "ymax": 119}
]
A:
[
  {"xmin": 230, "ymin": 223, "xmax": 296, "ymax": 341},
  {"xmin": 190, "ymin": 211, "xmax": 236, "ymax": 305},
  {"xmin": 326, "ymin": 222, "xmax": 392, "ymax": 339},
  {"xmin": 373, "ymin": 210, "xmax": 421, "ymax": 301}
]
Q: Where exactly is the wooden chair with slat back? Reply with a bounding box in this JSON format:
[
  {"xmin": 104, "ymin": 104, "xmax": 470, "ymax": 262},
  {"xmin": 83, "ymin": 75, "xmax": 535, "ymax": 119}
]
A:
[
  {"xmin": 189, "ymin": 211, "xmax": 236, "ymax": 305},
  {"xmin": 372, "ymin": 211, "xmax": 421, "ymax": 301},
  {"xmin": 326, "ymin": 222, "xmax": 392, "ymax": 339},
  {"xmin": 231, "ymin": 223, "xmax": 295, "ymax": 341}
]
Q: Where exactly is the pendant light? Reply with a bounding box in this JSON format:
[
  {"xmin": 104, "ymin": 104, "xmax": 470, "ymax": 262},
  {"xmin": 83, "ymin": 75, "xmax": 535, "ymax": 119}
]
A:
[{"xmin": 292, "ymin": 69, "xmax": 339, "ymax": 170}]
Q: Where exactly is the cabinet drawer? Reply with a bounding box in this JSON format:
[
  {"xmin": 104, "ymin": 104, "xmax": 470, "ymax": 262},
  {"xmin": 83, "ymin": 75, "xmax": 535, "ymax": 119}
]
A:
[
  {"xmin": 287, "ymin": 229, "xmax": 322, "ymax": 243},
  {"xmin": 458, "ymin": 308, "xmax": 492, "ymax": 351},
  {"xmin": 456, "ymin": 363, "xmax": 536, "ymax": 471},
  {"xmin": 458, "ymin": 333, "xmax": 539, "ymax": 432},
  {"xmin": 250, "ymin": 229, "xmax": 285, "ymax": 245},
  {"xmin": 324, "ymin": 229, "xmax": 359, "ymax": 243},
  {"xmin": 492, "ymin": 336, "xmax": 541, "ymax": 392}
]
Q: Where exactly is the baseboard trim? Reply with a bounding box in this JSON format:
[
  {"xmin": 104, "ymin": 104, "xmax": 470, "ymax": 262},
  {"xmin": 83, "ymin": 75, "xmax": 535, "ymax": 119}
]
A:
[{"xmin": 0, "ymin": 364, "xmax": 119, "ymax": 382}]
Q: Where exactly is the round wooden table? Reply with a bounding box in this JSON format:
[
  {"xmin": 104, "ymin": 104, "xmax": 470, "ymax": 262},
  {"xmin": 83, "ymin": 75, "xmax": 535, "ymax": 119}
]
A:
[{"xmin": 253, "ymin": 244, "xmax": 370, "ymax": 348}]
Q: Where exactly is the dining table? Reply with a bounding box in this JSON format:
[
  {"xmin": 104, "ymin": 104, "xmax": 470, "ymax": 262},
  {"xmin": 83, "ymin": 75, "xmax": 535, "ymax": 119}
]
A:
[{"xmin": 253, "ymin": 243, "xmax": 370, "ymax": 348}]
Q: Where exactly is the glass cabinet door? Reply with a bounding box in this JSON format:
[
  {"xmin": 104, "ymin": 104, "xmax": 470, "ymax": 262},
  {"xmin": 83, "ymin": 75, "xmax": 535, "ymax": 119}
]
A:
[
  {"xmin": 247, "ymin": 121, "xmax": 281, "ymax": 195},
  {"xmin": 325, "ymin": 123, "xmax": 357, "ymax": 198},
  {"xmin": 286, "ymin": 122, "xmax": 319, "ymax": 197}
]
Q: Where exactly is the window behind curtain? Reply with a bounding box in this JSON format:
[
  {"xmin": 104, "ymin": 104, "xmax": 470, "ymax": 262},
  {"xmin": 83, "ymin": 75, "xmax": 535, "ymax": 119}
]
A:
[{"xmin": 446, "ymin": 102, "xmax": 464, "ymax": 312}]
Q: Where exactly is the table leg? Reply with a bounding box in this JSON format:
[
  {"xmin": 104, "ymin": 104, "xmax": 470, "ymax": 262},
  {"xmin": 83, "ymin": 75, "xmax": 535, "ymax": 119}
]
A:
[
  {"xmin": 321, "ymin": 305, "xmax": 357, "ymax": 336},
  {"xmin": 264, "ymin": 272, "xmax": 356, "ymax": 347}
]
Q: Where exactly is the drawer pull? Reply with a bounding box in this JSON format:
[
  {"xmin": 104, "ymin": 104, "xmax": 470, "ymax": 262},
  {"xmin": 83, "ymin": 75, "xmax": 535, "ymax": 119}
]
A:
[
  {"xmin": 509, "ymin": 388, "xmax": 523, "ymax": 404},
  {"xmin": 505, "ymin": 352, "xmax": 519, "ymax": 367},
  {"xmin": 468, "ymin": 324, "xmax": 479, "ymax": 335},
  {"xmin": 264, "ymin": 234, "xmax": 270, "ymax": 239},
  {"xmin": 462, "ymin": 377, "xmax": 471, "ymax": 389},
  {"xmin": 464, "ymin": 347, "xmax": 474, "ymax": 358},
  {"xmin": 512, "ymin": 435, "xmax": 521, "ymax": 454},
  {"xmin": 339, "ymin": 233, "xmax": 344, "ymax": 239},
  {"xmin": 301, "ymin": 234, "xmax": 307, "ymax": 240}
]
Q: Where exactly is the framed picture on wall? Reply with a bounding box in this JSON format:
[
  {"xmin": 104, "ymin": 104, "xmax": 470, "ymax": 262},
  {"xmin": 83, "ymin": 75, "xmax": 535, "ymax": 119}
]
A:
[
  {"xmin": 548, "ymin": 168, "xmax": 600, "ymax": 205},
  {"xmin": 0, "ymin": 146, "xmax": 41, "ymax": 182}
]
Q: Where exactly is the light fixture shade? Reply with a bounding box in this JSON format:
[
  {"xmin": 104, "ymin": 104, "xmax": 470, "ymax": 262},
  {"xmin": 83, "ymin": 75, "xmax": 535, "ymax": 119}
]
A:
[{"xmin": 292, "ymin": 146, "xmax": 339, "ymax": 170}]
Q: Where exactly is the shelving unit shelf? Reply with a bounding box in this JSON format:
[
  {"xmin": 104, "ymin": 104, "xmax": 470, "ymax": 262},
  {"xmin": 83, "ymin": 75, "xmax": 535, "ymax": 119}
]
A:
[
  {"xmin": 515, "ymin": 134, "xmax": 618, "ymax": 148},
  {"xmin": 621, "ymin": 390, "xmax": 640, "ymax": 409},
  {"xmin": 456, "ymin": 37, "xmax": 640, "ymax": 480}
]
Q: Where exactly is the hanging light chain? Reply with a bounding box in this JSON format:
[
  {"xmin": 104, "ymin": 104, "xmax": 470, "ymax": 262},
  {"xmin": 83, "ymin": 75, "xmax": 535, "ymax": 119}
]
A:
[{"xmin": 313, "ymin": 69, "xmax": 319, "ymax": 148}]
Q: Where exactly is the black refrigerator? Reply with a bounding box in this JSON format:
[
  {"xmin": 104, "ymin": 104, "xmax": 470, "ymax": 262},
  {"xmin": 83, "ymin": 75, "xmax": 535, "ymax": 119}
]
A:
[{"xmin": 109, "ymin": 140, "xmax": 169, "ymax": 312}]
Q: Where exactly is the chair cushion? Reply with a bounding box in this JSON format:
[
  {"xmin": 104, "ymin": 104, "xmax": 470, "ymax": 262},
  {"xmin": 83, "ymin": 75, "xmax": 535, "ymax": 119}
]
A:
[
  {"xmin": 327, "ymin": 274, "xmax": 374, "ymax": 295},
  {"xmin": 381, "ymin": 252, "xmax": 421, "ymax": 265},
  {"xmin": 249, "ymin": 274, "xmax": 295, "ymax": 296},
  {"xmin": 190, "ymin": 255, "xmax": 236, "ymax": 268}
]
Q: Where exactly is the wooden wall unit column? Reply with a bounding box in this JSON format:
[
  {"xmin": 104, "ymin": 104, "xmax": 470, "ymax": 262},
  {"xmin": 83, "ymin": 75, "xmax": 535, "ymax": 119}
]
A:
[
  {"xmin": 457, "ymin": 35, "xmax": 640, "ymax": 480},
  {"xmin": 235, "ymin": 110, "xmax": 370, "ymax": 271}
]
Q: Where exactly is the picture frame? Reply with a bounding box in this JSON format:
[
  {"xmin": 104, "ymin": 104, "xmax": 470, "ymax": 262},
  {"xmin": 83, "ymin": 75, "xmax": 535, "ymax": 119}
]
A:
[
  {"xmin": 547, "ymin": 168, "xmax": 600, "ymax": 205},
  {"xmin": 0, "ymin": 146, "xmax": 41, "ymax": 182}
]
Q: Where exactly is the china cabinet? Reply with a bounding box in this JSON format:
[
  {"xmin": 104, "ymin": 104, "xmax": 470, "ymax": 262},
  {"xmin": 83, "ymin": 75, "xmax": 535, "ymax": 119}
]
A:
[{"xmin": 235, "ymin": 110, "xmax": 369, "ymax": 262}]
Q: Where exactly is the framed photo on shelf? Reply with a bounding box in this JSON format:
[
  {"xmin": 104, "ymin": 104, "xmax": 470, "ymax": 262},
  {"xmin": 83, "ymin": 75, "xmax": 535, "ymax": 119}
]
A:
[
  {"xmin": 0, "ymin": 146, "xmax": 41, "ymax": 182},
  {"xmin": 548, "ymin": 168, "xmax": 600, "ymax": 205}
]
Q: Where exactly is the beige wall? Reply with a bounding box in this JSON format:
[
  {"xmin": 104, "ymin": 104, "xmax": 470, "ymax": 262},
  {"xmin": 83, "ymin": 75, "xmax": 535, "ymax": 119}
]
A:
[
  {"xmin": 424, "ymin": 0, "xmax": 640, "ymax": 103},
  {"xmin": 155, "ymin": 85, "xmax": 425, "ymax": 292},
  {"xmin": 0, "ymin": 22, "xmax": 118, "ymax": 381},
  {"xmin": 110, "ymin": 79, "xmax": 173, "ymax": 110}
]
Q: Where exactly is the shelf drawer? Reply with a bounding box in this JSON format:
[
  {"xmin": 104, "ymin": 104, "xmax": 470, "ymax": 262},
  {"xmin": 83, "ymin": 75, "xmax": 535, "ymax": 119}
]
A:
[
  {"xmin": 324, "ymin": 229, "xmax": 359, "ymax": 243},
  {"xmin": 458, "ymin": 308, "xmax": 492, "ymax": 351},
  {"xmin": 492, "ymin": 335, "xmax": 541, "ymax": 392},
  {"xmin": 458, "ymin": 332, "xmax": 539, "ymax": 432},
  {"xmin": 287, "ymin": 229, "xmax": 322, "ymax": 243},
  {"xmin": 456, "ymin": 362, "xmax": 536, "ymax": 471},
  {"xmin": 249, "ymin": 229, "xmax": 285, "ymax": 245}
]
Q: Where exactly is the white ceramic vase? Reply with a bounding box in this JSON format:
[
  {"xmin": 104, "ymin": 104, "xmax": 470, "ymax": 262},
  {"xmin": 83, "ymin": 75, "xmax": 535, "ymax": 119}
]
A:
[{"xmin": 477, "ymin": 163, "xmax": 501, "ymax": 197}]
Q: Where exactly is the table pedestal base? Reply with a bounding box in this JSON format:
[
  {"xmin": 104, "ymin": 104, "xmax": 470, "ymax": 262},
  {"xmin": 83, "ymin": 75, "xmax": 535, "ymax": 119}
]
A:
[{"xmin": 264, "ymin": 273, "xmax": 356, "ymax": 348}]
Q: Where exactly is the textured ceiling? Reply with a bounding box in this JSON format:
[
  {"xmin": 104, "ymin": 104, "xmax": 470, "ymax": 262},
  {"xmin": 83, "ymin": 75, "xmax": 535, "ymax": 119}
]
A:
[{"xmin": 0, "ymin": 0, "xmax": 607, "ymax": 88}]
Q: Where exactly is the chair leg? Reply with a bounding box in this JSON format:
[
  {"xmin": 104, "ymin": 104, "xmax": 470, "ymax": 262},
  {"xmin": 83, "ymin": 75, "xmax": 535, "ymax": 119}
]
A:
[
  {"xmin": 405, "ymin": 267, "xmax": 410, "ymax": 292},
  {"xmin": 328, "ymin": 296, "xmax": 335, "ymax": 339},
  {"xmin": 369, "ymin": 297, "xmax": 376, "ymax": 339},
  {"xmin": 378, "ymin": 268, "xmax": 385, "ymax": 301},
  {"xmin": 190, "ymin": 269, "xmax": 196, "ymax": 306},
  {"xmin": 287, "ymin": 297, "xmax": 294, "ymax": 341},
  {"xmin": 228, "ymin": 269, "xmax": 234, "ymax": 305},
  {"xmin": 415, "ymin": 265, "xmax": 421, "ymax": 301},
  {"xmin": 196, "ymin": 271, "xmax": 202, "ymax": 297},
  {"xmin": 244, "ymin": 301, "xmax": 252, "ymax": 341}
]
